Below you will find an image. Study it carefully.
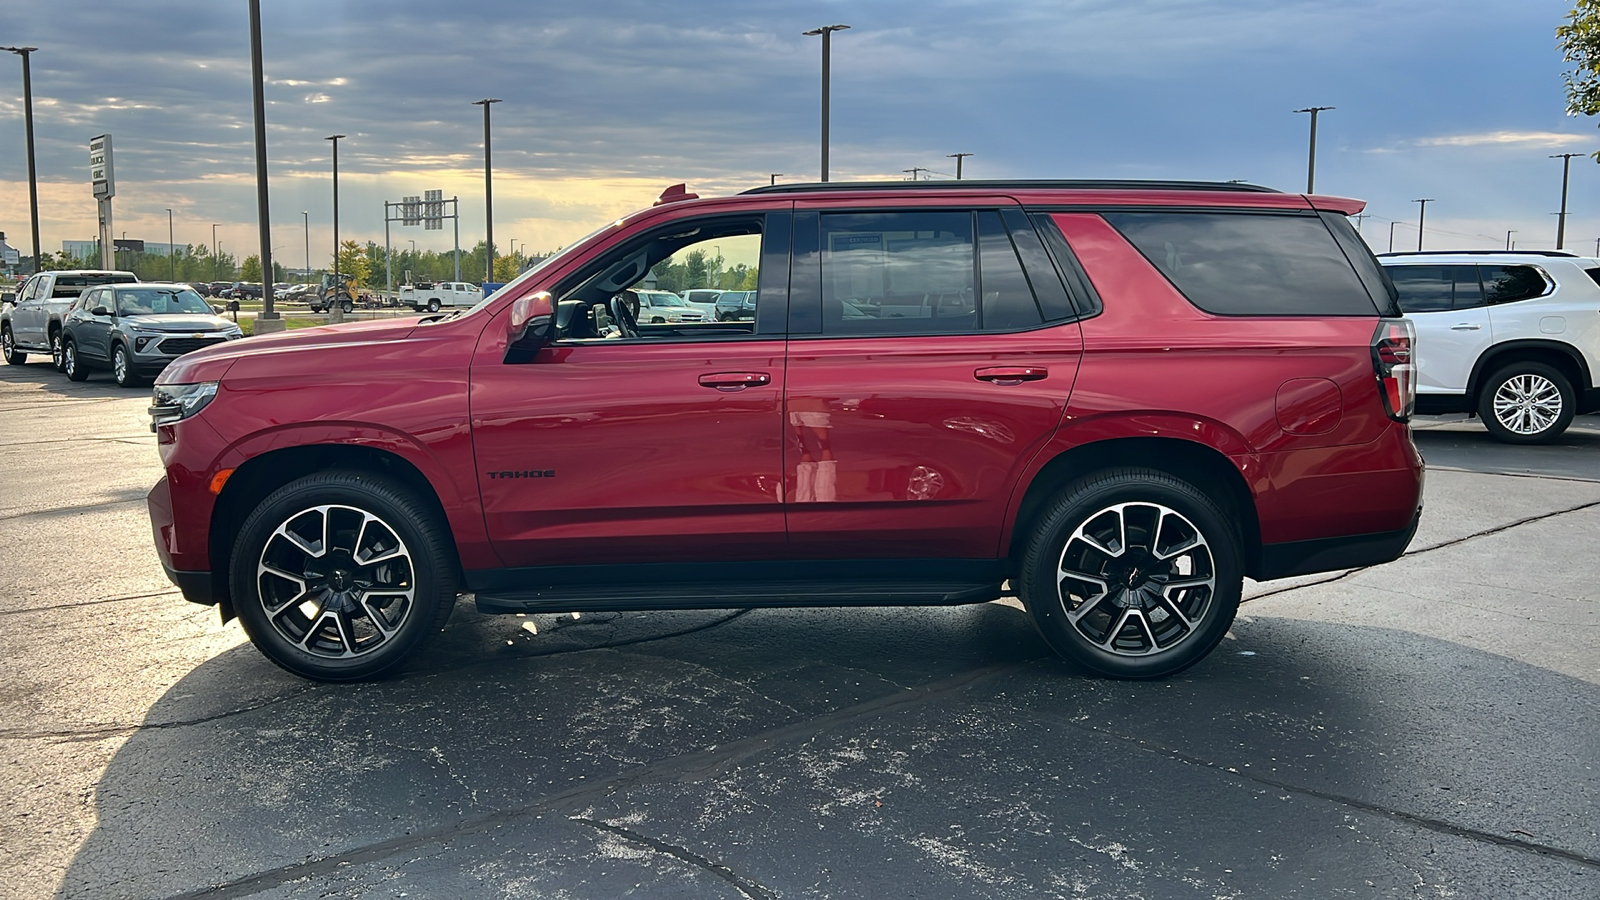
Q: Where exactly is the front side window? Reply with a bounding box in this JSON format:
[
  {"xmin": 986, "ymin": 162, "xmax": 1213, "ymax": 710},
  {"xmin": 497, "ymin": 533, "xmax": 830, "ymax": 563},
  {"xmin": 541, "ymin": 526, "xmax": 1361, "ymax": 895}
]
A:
[
  {"xmin": 1481, "ymin": 265, "xmax": 1548, "ymax": 305},
  {"xmin": 1104, "ymin": 211, "xmax": 1380, "ymax": 316}
]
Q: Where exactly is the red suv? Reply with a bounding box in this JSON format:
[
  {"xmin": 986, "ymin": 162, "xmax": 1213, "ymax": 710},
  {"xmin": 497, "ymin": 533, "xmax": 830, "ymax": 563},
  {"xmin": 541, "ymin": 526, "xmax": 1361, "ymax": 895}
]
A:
[{"xmin": 146, "ymin": 180, "xmax": 1422, "ymax": 682}]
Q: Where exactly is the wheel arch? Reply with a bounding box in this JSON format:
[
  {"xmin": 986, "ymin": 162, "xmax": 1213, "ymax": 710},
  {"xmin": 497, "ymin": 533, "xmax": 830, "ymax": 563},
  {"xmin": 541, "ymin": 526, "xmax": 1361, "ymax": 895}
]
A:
[
  {"xmin": 1467, "ymin": 340, "xmax": 1590, "ymax": 403},
  {"xmin": 207, "ymin": 443, "xmax": 462, "ymax": 621},
  {"xmin": 1005, "ymin": 436, "xmax": 1262, "ymax": 580}
]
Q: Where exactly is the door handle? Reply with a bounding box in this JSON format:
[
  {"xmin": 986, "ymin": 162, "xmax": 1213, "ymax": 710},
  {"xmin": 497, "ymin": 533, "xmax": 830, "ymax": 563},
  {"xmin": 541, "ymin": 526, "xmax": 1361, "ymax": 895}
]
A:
[
  {"xmin": 1449, "ymin": 323, "xmax": 1481, "ymax": 331},
  {"xmin": 975, "ymin": 366, "xmax": 1048, "ymax": 385},
  {"xmin": 698, "ymin": 372, "xmax": 771, "ymax": 391}
]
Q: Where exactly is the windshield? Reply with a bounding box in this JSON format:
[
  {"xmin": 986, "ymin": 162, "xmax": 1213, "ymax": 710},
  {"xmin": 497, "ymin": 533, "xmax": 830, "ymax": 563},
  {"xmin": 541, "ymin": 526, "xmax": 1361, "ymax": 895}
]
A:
[
  {"xmin": 453, "ymin": 222, "xmax": 618, "ymax": 319},
  {"xmin": 116, "ymin": 287, "xmax": 213, "ymax": 316}
]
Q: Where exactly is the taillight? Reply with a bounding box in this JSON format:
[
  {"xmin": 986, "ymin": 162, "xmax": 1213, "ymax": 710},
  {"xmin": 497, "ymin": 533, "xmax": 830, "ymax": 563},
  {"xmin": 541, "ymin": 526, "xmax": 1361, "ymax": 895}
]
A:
[{"xmin": 1371, "ymin": 318, "xmax": 1416, "ymax": 421}]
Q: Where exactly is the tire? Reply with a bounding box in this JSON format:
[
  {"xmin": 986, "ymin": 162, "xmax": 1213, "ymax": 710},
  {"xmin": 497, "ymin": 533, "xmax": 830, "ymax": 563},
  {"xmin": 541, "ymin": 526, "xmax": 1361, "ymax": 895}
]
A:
[
  {"xmin": 2, "ymin": 326, "xmax": 24, "ymax": 365},
  {"xmin": 427, "ymin": 299, "xmax": 440, "ymax": 313},
  {"xmin": 229, "ymin": 470, "xmax": 458, "ymax": 681},
  {"xmin": 50, "ymin": 330, "xmax": 64, "ymax": 372},
  {"xmin": 341, "ymin": 299, "xmax": 354, "ymax": 314},
  {"xmin": 63, "ymin": 339, "xmax": 88, "ymax": 381},
  {"xmin": 1477, "ymin": 362, "xmax": 1575, "ymax": 444},
  {"xmin": 1017, "ymin": 467, "xmax": 1242, "ymax": 679},
  {"xmin": 112, "ymin": 344, "xmax": 141, "ymax": 388}
]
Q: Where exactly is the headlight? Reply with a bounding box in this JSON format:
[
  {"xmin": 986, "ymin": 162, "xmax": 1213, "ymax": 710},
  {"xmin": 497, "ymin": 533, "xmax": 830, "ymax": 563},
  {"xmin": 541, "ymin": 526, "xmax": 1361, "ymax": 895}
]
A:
[
  {"xmin": 128, "ymin": 324, "xmax": 162, "ymax": 333},
  {"xmin": 149, "ymin": 382, "xmax": 218, "ymax": 431}
]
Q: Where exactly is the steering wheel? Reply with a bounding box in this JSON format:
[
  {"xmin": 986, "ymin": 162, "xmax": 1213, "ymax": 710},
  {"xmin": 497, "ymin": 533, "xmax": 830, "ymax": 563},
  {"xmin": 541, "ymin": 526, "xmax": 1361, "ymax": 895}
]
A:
[{"xmin": 608, "ymin": 293, "xmax": 640, "ymax": 339}]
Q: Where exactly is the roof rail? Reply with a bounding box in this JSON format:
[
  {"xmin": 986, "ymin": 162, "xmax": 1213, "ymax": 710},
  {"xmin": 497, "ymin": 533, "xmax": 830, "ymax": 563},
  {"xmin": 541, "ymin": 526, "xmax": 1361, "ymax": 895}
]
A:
[
  {"xmin": 741, "ymin": 179, "xmax": 1281, "ymax": 195},
  {"xmin": 1375, "ymin": 250, "xmax": 1579, "ymax": 258}
]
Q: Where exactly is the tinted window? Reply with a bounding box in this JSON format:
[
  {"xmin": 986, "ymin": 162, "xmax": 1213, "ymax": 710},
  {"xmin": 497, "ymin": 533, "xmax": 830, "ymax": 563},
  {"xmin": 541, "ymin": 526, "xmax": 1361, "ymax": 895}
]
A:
[
  {"xmin": 1387, "ymin": 265, "xmax": 1482, "ymax": 313},
  {"xmin": 1104, "ymin": 211, "xmax": 1380, "ymax": 316},
  {"xmin": 977, "ymin": 211, "xmax": 1044, "ymax": 330},
  {"xmin": 1481, "ymin": 265, "xmax": 1548, "ymax": 304},
  {"xmin": 1319, "ymin": 212, "xmax": 1399, "ymax": 316},
  {"xmin": 1585, "ymin": 267, "xmax": 1600, "ymax": 288},
  {"xmin": 820, "ymin": 211, "xmax": 975, "ymax": 335}
]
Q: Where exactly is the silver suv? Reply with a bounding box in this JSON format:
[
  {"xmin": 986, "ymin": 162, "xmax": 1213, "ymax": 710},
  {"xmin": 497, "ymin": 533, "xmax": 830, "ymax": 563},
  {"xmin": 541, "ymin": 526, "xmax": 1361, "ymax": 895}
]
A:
[
  {"xmin": 60, "ymin": 282, "xmax": 243, "ymax": 387},
  {"xmin": 1378, "ymin": 250, "xmax": 1600, "ymax": 442},
  {"xmin": 2, "ymin": 269, "xmax": 139, "ymax": 370}
]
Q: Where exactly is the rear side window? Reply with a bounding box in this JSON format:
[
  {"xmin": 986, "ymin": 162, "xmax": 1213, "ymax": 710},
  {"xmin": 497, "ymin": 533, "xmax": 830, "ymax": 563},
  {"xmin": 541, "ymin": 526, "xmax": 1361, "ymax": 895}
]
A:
[
  {"xmin": 819, "ymin": 211, "xmax": 976, "ymax": 335},
  {"xmin": 1386, "ymin": 265, "xmax": 1483, "ymax": 313},
  {"xmin": 1481, "ymin": 265, "xmax": 1548, "ymax": 304},
  {"xmin": 1103, "ymin": 211, "xmax": 1380, "ymax": 316},
  {"xmin": 977, "ymin": 212, "xmax": 1044, "ymax": 330}
]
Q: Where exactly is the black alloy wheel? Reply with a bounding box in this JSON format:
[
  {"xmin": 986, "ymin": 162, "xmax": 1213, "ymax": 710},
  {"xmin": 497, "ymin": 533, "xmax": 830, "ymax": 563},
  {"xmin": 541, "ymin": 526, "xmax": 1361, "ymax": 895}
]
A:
[
  {"xmin": 230, "ymin": 470, "xmax": 458, "ymax": 681},
  {"xmin": 50, "ymin": 331, "xmax": 65, "ymax": 372},
  {"xmin": 1018, "ymin": 467, "xmax": 1242, "ymax": 678},
  {"xmin": 63, "ymin": 339, "xmax": 88, "ymax": 381},
  {"xmin": 1477, "ymin": 362, "xmax": 1575, "ymax": 444},
  {"xmin": 2, "ymin": 327, "xmax": 23, "ymax": 365}
]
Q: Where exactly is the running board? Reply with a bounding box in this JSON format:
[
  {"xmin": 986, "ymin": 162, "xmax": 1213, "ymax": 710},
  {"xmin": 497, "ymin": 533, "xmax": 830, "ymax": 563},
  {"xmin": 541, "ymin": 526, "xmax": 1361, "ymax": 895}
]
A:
[{"xmin": 474, "ymin": 580, "xmax": 1005, "ymax": 615}]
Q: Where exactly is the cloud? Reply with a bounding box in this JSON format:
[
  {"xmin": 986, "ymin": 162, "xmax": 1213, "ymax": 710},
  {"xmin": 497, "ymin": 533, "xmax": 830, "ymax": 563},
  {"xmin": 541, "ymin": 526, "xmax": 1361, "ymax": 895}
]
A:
[{"xmin": 1415, "ymin": 131, "xmax": 1596, "ymax": 148}]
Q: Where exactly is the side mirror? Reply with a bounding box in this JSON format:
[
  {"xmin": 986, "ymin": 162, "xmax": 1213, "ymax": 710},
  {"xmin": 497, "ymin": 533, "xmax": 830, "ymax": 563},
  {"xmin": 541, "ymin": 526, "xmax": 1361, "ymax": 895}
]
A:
[
  {"xmin": 505, "ymin": 291, "xmax": 554, "ymax": 363},
  {"xmin": 91, "ymin": 306, "xmax": 111, "ymax": 317}
]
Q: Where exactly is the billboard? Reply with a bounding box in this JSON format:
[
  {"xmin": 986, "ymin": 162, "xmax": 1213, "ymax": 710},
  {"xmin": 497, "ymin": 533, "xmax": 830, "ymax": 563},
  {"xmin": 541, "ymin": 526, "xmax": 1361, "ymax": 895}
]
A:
[{"xmin": 90, "ymin": 134, "xmax": 115, "ymax": 199}]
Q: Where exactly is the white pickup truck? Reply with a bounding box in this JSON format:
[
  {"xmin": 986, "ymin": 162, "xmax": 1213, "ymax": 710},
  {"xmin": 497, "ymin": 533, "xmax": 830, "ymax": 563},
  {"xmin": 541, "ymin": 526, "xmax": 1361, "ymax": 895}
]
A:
[{"xmin": 400, "ymin": 281, "xmax": 481, "ymax": 313}]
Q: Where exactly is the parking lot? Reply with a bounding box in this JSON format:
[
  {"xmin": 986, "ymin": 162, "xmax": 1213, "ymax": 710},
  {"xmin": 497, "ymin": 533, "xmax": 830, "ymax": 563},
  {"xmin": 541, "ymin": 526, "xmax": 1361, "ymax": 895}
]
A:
[{"xmin": 1, "ymin": 359, "xmax": 1596, "ymax": 899}]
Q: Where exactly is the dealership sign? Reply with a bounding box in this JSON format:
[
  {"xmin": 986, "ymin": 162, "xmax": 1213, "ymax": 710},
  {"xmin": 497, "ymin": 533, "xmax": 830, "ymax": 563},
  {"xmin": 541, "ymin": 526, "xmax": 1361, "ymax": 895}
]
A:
[{"xmin": 90, "ymin": 134, "xmax": 115, "ymax": 199}]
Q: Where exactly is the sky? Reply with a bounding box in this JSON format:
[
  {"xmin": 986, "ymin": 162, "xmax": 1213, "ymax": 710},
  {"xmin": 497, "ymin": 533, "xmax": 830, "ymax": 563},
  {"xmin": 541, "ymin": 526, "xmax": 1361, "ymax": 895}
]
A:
[{"xmin": 0, "ymin": 0, "xmax": 1595, "ymax": 269}]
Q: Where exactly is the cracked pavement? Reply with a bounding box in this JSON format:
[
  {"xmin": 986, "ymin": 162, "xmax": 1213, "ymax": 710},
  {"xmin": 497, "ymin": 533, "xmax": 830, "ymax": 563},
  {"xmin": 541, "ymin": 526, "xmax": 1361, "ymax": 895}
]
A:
[{"xmin": 1, "ymin": 361, "xmax": 1597, "ymax": 899}]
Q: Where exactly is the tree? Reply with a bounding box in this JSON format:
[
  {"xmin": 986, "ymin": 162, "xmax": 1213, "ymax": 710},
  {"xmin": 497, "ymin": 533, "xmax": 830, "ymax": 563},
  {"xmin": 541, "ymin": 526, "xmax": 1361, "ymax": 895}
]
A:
[
  {"xmin": 333, "ymin": 239, "xmax": 371, "ymax": 288},
  {"xmin": 492, "ymin": 254, "xmax": 520, "ymax": 282},
  {"xmin": 239, "ymin": 255, "xmax": 262, "ymax": 282},
  {"xmin": 1559, "ymin": 2, "xmax": 1600, "ymax": 125}
]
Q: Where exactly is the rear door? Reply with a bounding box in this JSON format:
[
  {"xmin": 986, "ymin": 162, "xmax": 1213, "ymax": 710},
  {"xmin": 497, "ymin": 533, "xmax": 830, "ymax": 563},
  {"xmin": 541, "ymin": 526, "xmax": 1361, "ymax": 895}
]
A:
[
  {"xmin": 1386, "ymin": 264, "xmax": 1492, "ymax": 393},
  {"xmin": 782, "ymin": 203, "xmax": 1083, "ymax": 560}
]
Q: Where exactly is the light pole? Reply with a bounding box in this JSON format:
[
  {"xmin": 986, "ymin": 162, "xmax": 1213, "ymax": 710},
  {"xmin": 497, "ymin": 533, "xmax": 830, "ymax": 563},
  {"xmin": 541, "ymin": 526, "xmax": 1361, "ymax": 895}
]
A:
[
  {"xmin": 1, "ymin": 47, "xmax": 40, "ymax": 274},
  {"xmin": 1388, "ymin": 221, "xmax": 1397, "ymax": 253},
  {"xmin": 472, "ymin": 98, "xmax": 501, "ymax": 282},
  {"xmin": 947, "ymin": 152, "xmax": 972, "ymax": 180},
  {"xmin": 1551, "ymin": 153, "xmax": 1582, "ymax": 250},
  {"xmin": 770, "ymin": 173, "xmax": 783, "ymax": 185},
  {"xmin": 903, "ymin": 167, "xmax": 927, "ymax": 180},
  {"xmin": 1506, "ymin": 230, "xmax": 1516, "ymax": 251},
  {"xmin": 302, "ymin": 211, "xmax": 309, "ymax": 278},
  {"xmin": 211, "ymin": 223, "xmax": 220, "ymax": 281},
  {"xmin": 166, "ymin": 208, "xmax": 175, "ymax": 280},
  {"xmin": 1293, "ymin": 106, "xmax": 1334, "ymax": 193},
  {"xmin": 248, "ymin": 0, "xmax": 278, "ymax": 325},
  {"xmin": 803, "ymin": 24, "xmax": 850, "ymax": 182},
  {"xmin": 1414, "ymin": 199, "xmax": 1433, "ymax": 252},
  {"xmin": 327, "ymin": 135, "xmax": 345, "ymax": 320}
]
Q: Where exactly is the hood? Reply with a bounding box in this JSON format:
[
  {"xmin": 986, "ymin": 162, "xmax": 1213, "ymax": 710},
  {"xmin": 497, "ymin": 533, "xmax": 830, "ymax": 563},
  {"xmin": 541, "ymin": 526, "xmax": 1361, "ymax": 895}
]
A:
[
  {"xmin": 125, "ymin": 314, "xmax": 238, "ymax": 332},
  {"xmin": 156, "ymin": 315, "xmax": 425, "ymax": 386}
]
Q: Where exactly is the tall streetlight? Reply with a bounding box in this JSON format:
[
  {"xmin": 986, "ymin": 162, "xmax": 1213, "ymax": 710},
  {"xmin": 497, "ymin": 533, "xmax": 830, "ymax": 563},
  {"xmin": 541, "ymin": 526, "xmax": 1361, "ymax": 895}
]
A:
[
  {"xmin": 211, "ymin": 223, "xmax": 220, "ymax": 281},
  {"xmin": 1293, "ymin": 106, "xmax": 1334, "ymax": 193},
  {"xmin": 947, "ymin": 152, "xmax": 973, "ymax": 180},
  {"xmin": 769, "ymin": 173, "xmax": 783, "ymax": 185},
  {"xmin": 248, "ymin": 0, "xmax": 278, "ymax": 325},
  {"xmin": 301, "ymin": 211, "xmax": 309, "ymax": 278},
  {"xmin": 1, "ymin": 47, "xmax": 40, "ymax": 274},
  {"xmin": 472, "ymin": 98, "xmax": 501, "ymax": 282},
  {"xmin": 1551, "ymin": 153, "xmax": 1583, "ymax": 250},
  {"xmin": 327, "ymin": 134, "xmax": 345, "ymax": 319},
  {"xmin": 165, "ymin": 208, "xmax": 175, "ymax": 280},
  {"xmin": 803, "ymin": 24, "xmax": 850, "ymax": 182},
  {"xmin": 1506, "ymin": 230, "xmax": 1516, "ymax": 251},
  {"xmin": 1388, "ymin": 221, "xmax": 1397, "ymax": 253},
  {"xmin": 1414, "ymin": 199, "xmax": 1433, "ymax": 252}
]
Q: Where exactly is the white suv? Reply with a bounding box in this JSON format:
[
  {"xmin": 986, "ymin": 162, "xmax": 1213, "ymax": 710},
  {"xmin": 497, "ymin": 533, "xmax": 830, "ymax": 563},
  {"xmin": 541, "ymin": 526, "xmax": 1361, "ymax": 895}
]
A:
[{"xmin": 1377, "ymin": 251, "xmax": 1600, "ymax": 443}]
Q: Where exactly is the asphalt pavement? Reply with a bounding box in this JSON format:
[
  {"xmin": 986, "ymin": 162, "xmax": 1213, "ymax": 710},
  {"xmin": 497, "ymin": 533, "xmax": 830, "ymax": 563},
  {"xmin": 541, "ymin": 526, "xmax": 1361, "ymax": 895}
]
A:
[{"xmin": 1, "ymin": 358, "xmax": 1596, "ymax": 900}]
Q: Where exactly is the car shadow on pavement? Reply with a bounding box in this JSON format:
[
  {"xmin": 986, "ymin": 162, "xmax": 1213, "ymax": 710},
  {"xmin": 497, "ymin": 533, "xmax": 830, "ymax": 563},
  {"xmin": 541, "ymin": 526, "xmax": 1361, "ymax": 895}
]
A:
[
  {"xmin": 0, "ymin": 359, "xmax": 143, "ymax": 400},
  {"xmin": 52, "ymin": 603, "xmax": 1600, "ymax": 899}
]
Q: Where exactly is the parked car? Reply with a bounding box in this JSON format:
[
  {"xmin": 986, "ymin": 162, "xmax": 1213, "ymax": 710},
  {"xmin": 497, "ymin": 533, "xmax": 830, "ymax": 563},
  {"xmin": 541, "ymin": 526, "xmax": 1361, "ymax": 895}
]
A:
[
  {"xmin": 681, "ymin": 288, "xmax": 724, "ymax": 317},
  {"xmin": 208, "ymin": 281, "xmax": 234, "ymax": 298},
  {"xmin": 636, "ymin": 290, "xmax": 705, "ymax": 323},
  {"xmin": 714, "ymin": 290, "xmax": 757, "ymax": 321},
  {"xmin": 148, "ymin": 179, "xmax": 1421, "ymax": 682},
  {"xmin": 2, "ymin": 269, "xmax": 139, "ymax": 369},
  {"xmin": 62, "ymin": 282, "xmax": 242, "ymax": 387},
  {"xmin": 401, "ymin": 281, "xmax": 481, "ymax": 313},
  {"xmin": 1377, "ymin": 250, "xmax": 1600, "ymax": 442}
]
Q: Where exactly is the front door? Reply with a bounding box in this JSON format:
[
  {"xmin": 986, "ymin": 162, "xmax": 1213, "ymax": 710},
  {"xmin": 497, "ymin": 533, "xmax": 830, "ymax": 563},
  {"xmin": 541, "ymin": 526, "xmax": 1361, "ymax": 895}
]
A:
[
  {"xmin": 782, "ymin": 206, "xmax": 1084, "ymax": 561},
  {"xmin": 471, "ymin": 208, "xmax": 792, "ymax": 571},
  {"xmin": 77, "ymin": 287, "xmax": 116, "ymax": 363}
]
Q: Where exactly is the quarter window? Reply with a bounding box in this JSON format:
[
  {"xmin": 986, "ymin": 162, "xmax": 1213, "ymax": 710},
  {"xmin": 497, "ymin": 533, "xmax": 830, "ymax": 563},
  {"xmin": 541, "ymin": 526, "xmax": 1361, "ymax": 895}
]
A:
[
  {"xmin": 1480, "ymin": 265, "xmax": 1547, "ymax": 305},
  {"xmin": 978, "ymin": 211, "xmax": 1045, "ymax": 330}
]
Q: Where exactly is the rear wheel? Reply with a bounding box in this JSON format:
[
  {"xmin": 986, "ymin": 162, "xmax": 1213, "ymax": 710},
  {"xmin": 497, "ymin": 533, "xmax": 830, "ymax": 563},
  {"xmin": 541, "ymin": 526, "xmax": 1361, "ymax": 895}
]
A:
[
  {"xmin": 50, "ymin": 331, "xmax": 64, "ymax": 372},
  {"xmin": 230, "ymin": 470, "xmax": 458, "ymax": 681},
  {"xmin": 1018, "ymin": 468, "xmax": 1242, "ymax": 679},
  {"xmin": 2, "ymin": 326, "xmax": 24, "ymax": 365},
  {"xmin": 427, "ymin": 299, "xmax": 440, "ymax": 313},
  {"xmin": 63, "ymin": 339, "xmax": 88, "ymax": 381},
  {"xmin": 341, "ymin": 297, "xmax": 355, "ymax": 314},
  {"xmin": 1477, "ymin": 362, "xmax": 1574, "ymax": 444}
]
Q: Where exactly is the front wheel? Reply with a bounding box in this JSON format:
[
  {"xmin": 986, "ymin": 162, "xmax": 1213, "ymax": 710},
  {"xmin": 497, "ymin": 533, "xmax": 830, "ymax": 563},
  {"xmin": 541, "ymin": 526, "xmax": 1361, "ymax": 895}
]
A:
[
  {"xmin": 230, "ymin": 470, "xmax": 458, "ymax": 681},
  {"xmin": 63, "ymin": 339, "xmax": 88, "ymax": 381},
  {"xmin": 341, "ymin": 298, "xmax": 355, "ymax": 314},
  {"xmin": 1018, "ymin": 468, "xmax": 1242, "ymax": 679},
  {"xmin": 1477, "ymin": 362, "xmax": 1574, "ymax": 444},
  {"xmin": 2, "ymin": 327, "xmax": 24, "ymax": 365},
  {"xmin": 112, "ymin": 344, "xmax": 141, "ymax": 388}
]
